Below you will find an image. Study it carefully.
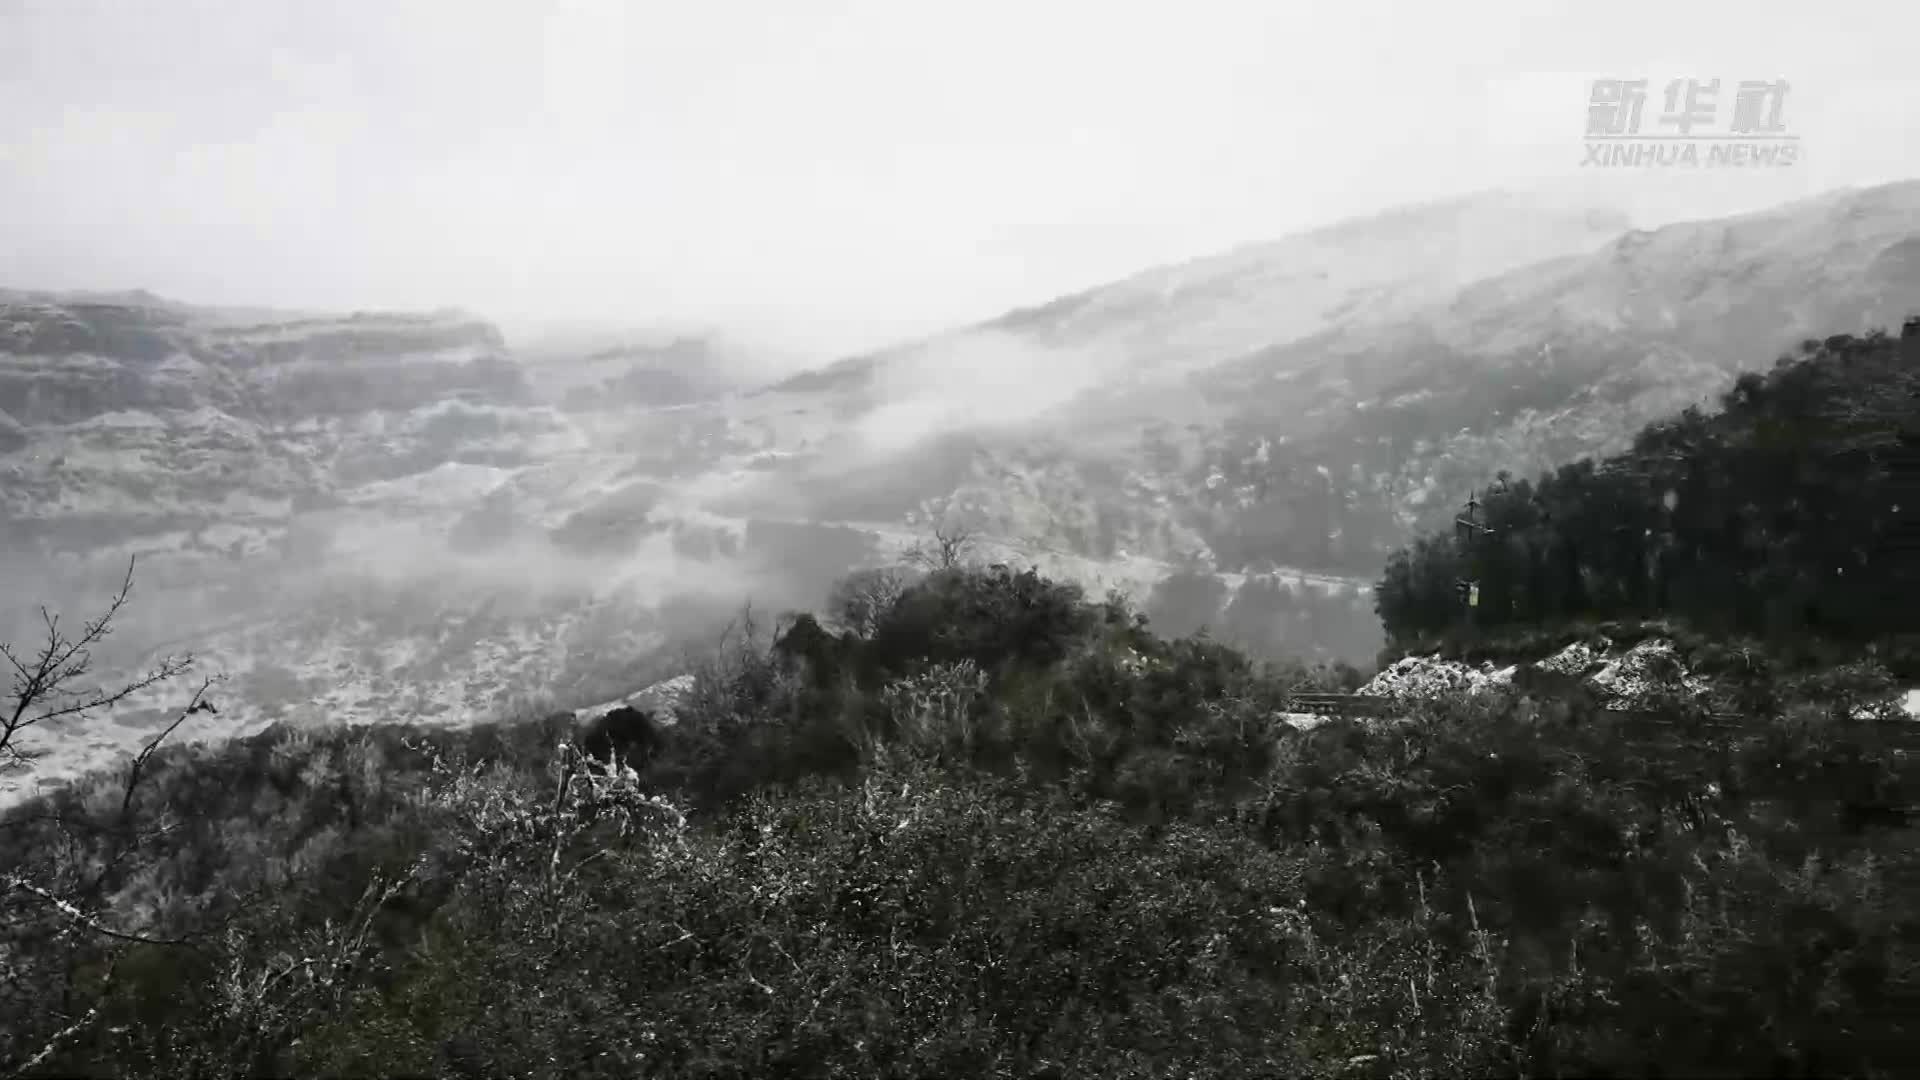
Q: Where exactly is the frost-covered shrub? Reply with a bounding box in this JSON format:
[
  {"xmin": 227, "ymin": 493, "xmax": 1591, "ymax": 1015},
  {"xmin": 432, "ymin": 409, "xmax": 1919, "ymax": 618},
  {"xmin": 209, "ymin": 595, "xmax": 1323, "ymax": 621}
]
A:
[{"xmin": 877, "ymin": 658, "xmax": 989, "ymax": 757}]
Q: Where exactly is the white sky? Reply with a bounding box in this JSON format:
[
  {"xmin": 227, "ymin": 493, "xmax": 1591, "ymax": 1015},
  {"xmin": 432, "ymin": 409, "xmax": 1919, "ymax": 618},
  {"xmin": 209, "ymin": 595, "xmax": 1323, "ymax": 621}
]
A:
[{"xmin": 3, "ymin": 0, "xmax": 1918, "ymax": 358}]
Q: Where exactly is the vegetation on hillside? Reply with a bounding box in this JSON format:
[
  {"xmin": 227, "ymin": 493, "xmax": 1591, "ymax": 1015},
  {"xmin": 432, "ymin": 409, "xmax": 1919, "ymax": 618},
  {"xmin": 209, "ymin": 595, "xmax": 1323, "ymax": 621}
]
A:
[
  {"xmin": 3, "ymin": 536, "xmax": 1917, "ymax": 1077},
  {"xmin": 1375, "ymin": 323, "xmax": 1920, "ymax": 673}
]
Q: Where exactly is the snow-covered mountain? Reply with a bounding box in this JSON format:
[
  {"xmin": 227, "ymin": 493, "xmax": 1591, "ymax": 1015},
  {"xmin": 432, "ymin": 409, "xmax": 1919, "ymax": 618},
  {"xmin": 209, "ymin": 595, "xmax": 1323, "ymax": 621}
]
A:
[
  {"xmin": 772, "ymin": 190, "xmax": 1631, "ymax": 402},
  {"xmin": 0, "ymin": 296, "xmax": 772, "ymax": 800},
  {"xmin": 692, "ymin": 191, "xmax": 1638, "ymax": 560},
  {"xmin": 1189, "ymin": 179, "xmax": 1920, "ymax": 547},
  {"xmin": 719, "ymin": 181, "xmax": 1920, "ymax": 582},
  {"xmin": 7, "ymin": 180, "xmax": 1920, "ymax": 801}
]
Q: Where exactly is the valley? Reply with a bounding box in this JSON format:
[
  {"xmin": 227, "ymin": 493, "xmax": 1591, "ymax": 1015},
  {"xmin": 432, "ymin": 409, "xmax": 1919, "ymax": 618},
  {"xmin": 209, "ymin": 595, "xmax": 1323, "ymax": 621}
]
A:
[{"xmin": 5, "ymin": 181, "xmax": 1920, "ymax": 803}]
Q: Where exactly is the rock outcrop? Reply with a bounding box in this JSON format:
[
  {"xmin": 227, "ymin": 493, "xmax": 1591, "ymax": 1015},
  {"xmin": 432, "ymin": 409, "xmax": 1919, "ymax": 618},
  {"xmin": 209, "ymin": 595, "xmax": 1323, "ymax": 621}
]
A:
[{"xmin": 0, "ymin": 294, "xmax": 544, "ymax": 553}]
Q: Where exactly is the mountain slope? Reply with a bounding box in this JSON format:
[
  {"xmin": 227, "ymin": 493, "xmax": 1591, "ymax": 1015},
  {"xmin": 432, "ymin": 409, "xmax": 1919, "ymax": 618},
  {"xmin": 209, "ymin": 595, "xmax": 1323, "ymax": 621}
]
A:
[
  {"xmin": 725, "ymin": 191, "xmax": 1640, "ymax": 559},
  {"xmin": 1188, "ymin": 180, "xmax": 1920, "ymax": 554},
  {"xmin": 664, "ymin": 182, "xmax": 1920, "ymax": 667},
  {"xmin": 801, "ymin": 180, "xmax": 1920, "ymax": 580},
  {"xmin": 769, "ymin": 189, "xmax": 1632, "ymax": 406},
  {"xmin": 1374, "ymin": 320, "xmax": 1920, "ymax": 672}
]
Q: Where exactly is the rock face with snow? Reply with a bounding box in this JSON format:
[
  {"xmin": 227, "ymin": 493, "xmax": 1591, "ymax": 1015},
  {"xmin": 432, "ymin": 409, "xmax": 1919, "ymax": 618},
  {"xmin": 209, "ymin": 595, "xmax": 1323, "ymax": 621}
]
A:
[
  {"xmin": 0, "ymin": 294, "xmax": 519, "ymax": 423},
  {"xmin": 0, "ymin": 292, "xmax": 547, "ymax": 555},
  {"xmin": 0, "ymin": 294, "xmax": 674, "ymax": 803}
]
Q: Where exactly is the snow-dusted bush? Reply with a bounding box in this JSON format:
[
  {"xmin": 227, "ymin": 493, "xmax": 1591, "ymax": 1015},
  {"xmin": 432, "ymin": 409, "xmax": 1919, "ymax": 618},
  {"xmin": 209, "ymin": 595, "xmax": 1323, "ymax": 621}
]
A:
[{"xmin": 877, "ymin": 658, "xmax": 989, "ymax": 757}]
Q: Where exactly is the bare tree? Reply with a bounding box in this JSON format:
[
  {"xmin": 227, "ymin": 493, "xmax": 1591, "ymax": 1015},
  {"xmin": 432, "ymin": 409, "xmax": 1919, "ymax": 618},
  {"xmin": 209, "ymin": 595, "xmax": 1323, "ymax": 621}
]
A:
[
  {"xmin": 0, "ymin": 557, "xmax": 221, "ymax": 1075},
  {"xmin": 904, "ymin": 519, "xmax": 978, "ymax": 573},
  {"xmin": 0, "ymin": 557, "xmax": 198, "ymax": 774}
]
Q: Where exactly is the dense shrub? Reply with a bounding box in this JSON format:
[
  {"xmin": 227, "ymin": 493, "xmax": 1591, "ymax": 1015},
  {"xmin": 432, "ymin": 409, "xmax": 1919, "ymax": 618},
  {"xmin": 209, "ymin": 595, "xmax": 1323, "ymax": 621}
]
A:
[
  {"xmin": 5, "ymin": 558, "xmax": 1917, "ymax": 1078},
  {"xmin": 864, "ymin": 564, "xmax": 1101, "ymax": 677}
]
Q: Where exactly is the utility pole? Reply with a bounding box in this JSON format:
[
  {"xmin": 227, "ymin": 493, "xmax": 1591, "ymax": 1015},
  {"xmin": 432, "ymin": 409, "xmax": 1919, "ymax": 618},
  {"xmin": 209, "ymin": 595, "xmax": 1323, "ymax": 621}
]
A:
[{"xmin": 1454, "ymin": 488, "xmax": 1497, "ymax": 635}]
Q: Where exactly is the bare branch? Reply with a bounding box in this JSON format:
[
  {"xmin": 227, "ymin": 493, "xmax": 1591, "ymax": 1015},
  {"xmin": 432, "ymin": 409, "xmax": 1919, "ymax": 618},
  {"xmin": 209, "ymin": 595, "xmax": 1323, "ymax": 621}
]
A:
[
  {"xmin": 26, "ymin": 654, "xmax": 194, "ymax": 727},
  {"xmin": 0, "ymin": 560, "xmax": 234, "ymax": 1070},
  {"xmin": 4, "ymin": 959, "xmax": 115, "ymax": 1078},
  {"xmin": 119, "ymin": 674, "xmax": 221, "ymax": 825},
  {"xmin": 0, "ymin": 641, "xmax": 31, "ymax": 682},
  {"xmin": 4, "ymin": 874, "xmax": 191, "ymax": 948},
  {"xmin": 0, "ymin": 556, "xmax": 198, "ymax": 769}
]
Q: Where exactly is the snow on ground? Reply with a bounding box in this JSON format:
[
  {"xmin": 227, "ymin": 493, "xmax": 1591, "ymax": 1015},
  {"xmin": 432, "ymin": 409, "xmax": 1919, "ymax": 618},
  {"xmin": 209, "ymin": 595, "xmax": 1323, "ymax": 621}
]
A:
[
  {"xmin": 1588, "ymin": 639, "xmax": 1715, "ymax": 705},
  {"xmin": 1362, "ymin": 637, "xmax": 1707, "ymax": 705},
  {"xmin": 347, "ymin": 461, "xmax": 513, "ymax": 509},
  {"xmin": 0, "ymin": 592, "xmax": 673, "ymax": 809},
  {"xmin": 575, "ymin": 673, "xmax": 697, "ymax": 728},
  {"xmin": 1363, "ymin": 640, "xmax": 1920, "ymax": 722},
  {"xmin": 394, "ymin": 345, "xmax": 495, "ymax": 366},
  {"xmin": 1360, "ymin": 654, "xmax": 1518, "ymax": 698},
  {"xmin": 1533, "ymin": 640, "xmax": 1605, "ymax": 676},
  {"xmin": 69, "ymin": 409, "xmax": 167, "ymax": 431},
  {"xmin": 214, "ymin": 491, "xmax": 293, "ymax": 517},
  {"xmin": 196, "ymin": 522, "xmax": 276, "ymax": 555}
]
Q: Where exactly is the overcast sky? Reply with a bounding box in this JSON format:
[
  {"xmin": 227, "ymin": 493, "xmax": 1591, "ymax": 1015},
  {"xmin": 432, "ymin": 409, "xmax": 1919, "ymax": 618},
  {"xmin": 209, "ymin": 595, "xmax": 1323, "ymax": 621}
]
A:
[{"xmin": 3, "ymin": 0, "xmax": 1918, "ymax": 358}]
